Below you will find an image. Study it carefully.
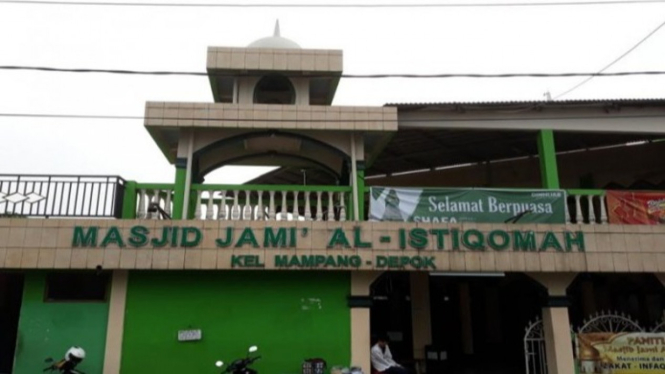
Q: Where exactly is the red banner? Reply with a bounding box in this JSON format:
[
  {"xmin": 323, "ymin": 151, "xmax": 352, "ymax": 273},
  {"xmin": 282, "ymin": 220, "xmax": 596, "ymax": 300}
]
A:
[{"xmin": 607, "ymin": 191, "xmax": 665, "ymax": 224}]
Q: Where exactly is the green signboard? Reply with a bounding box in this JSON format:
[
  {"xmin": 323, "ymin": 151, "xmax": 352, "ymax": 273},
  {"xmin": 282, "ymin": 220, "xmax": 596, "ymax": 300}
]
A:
[{"xmin": 369, "ymin": 187, "xmax": 567, "ymax": 224}]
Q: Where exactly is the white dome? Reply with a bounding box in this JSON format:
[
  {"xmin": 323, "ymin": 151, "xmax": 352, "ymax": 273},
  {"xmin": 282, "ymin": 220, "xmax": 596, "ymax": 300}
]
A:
[
  {"xmin": 247, "ymin": 20, "xmax": 301, "ymax": 49},
  {"xmin": 248, "ymin": 36, "xmax": 301, "ymax": 49}
]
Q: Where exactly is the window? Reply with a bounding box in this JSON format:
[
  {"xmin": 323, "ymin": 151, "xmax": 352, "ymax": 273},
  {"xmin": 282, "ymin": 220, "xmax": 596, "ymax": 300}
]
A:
[
  {"xmin": 45, "ymin": 272, "xmax": 110, "ymax": 302},
  {"xmin": 253, "ymin": 75, "xmax": 296, "ymax": 104}
]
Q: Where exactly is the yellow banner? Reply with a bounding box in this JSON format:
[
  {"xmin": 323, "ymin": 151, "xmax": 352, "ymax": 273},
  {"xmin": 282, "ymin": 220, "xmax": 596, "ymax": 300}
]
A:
[{"xmin": 577, "ymin": 332, "xmax": 665, "ymax": 374}]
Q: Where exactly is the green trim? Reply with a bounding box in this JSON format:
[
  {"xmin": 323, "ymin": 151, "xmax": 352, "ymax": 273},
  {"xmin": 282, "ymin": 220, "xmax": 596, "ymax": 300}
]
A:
[
  {"xmin": 192, "ymin": 184, "xmax": 352, "ymax": 193},
  {"xmin": 364, "ymin": 186, "xmax": 566, "ymax": 192},
  {"xmin": 537, "ymin": 129, "xmax": 560, "ymax": 189},
  {"xmin": 567, "ymin": 189, "xmax": 605, "ymax": 196},
  {"xmin": 356, "ymin": 170, "xmax": 365, "ymax": 221},
  {"xmin": 121, "ymin": 181, "xmax": 138, "ymax": 219},
  {"xmin": 172, "ymin": 168, "xmax": 187, "ymax": 220}
]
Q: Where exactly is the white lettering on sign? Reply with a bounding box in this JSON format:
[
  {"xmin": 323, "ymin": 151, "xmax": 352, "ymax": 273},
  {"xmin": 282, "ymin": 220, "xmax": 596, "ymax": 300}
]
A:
[{"xmin": 178, "ymin": 329, "xmax": 202, "ymax": 342}]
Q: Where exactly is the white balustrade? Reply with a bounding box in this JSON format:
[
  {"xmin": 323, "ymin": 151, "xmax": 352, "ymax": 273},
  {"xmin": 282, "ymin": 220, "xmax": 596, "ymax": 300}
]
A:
[
  {"xmin": 566, "ymin": 192, "xmax": 608, "ymax": 225},
  {"xmin": 183, "ymin": 188, "xmax": 349, "ymax": 221},
  {"xmin": 135, "ymin": 188, "xmax": 174, "ymax": 220},
  {"xmin": 218, "ymin": 191, "xmax": 227, "ymax": 220},
  {"xmin": 136, "ymin": 187, "xmax": 610, "ymax": 225}
]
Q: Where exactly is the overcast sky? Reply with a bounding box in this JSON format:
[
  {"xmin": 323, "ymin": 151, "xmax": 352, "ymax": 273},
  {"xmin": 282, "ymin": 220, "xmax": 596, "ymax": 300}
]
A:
[{"xmin": 1, "ymin": 0, "xmax": 664, "ymax": 184}]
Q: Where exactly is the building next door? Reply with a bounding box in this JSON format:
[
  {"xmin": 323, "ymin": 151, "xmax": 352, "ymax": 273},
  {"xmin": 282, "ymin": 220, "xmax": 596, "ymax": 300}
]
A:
[{"xmin": 0, "ymin": 272, "xmax": 24, "ymax": 374}]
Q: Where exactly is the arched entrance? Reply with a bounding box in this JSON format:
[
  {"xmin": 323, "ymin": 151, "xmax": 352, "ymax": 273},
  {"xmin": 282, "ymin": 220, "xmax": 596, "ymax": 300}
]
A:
[
  {"xmin": 567, "ymin": 273, "xmax": 665, "ymax": 328},
  {"xmin": 369, "ymin": 272, "xmax": 547, "ymax": 374},
  {"xmin": 370, "ymin": 272, "xmax": 414, "ymax": 366}
]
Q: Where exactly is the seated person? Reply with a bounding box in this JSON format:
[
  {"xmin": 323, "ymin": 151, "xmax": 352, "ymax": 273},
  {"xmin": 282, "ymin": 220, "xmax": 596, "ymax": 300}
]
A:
[{"xmin": 370, "ymin": 335, "xmax": 407, "ymax": 374}]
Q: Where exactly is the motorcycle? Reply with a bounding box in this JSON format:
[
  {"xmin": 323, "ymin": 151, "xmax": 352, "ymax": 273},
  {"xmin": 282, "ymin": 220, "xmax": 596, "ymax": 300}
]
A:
[
  {"xmin": 43, "ymin": 357, "xmax": 85, "ymax": 374},
  {"xmin": 43, "ymin": 347, "xmax": 86, "ymax": 374},
  {"xmin": 215, "ymin": 345, "xmax": 261, "ymax": 374},
  {"xmin": 331, "ymin": 365, "xmax": 364, "ymax": 374}
]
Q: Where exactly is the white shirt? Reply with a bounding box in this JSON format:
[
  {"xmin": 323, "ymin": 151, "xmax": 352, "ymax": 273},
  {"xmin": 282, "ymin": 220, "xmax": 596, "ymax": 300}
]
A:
[{"xmin": 371, "ymin": 343, "xmax": 399, "ymax": 372}]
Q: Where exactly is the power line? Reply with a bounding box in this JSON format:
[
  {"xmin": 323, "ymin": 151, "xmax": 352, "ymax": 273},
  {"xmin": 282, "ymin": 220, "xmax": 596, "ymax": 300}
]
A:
[
  {"xmin": 2, "ymin": 0, "xmax": 665, "ymax": 7},
  {"xmin": 2, "ymin": 112, "xmax": 665, "ymax": 122},
  {"xmin": 555, "ymin": 17, "xmax": 665, "ymax": 99},
  {"xmin": 2, "ymin": 65, "xmax": 665, "ymax": 79}
]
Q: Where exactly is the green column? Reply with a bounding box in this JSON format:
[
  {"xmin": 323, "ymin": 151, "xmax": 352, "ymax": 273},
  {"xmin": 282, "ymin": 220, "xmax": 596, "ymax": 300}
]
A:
[
  {"xmin": 121, "ymin": 181, "xmax": 137, "ymax": 219},
  {"xmin": 537, "ymin": 129, "xmax": 560, "ymax": 189},
  {"xmin": 356, "ymin": 162, "xmax": 366, "ymax": 220},
  {"xmin": 187, "ymin": 189, "xmax": 198, "ymax": 219},
  {"xmin": 172, "ymin": 158, "xmax": 187, "ymax": 220}
]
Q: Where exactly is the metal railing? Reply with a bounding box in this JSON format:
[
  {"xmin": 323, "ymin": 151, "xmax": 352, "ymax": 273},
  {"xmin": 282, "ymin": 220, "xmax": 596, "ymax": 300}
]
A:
[
  {"xmin": 0, "ymin": 175, "xmax": 125, "ymax": 218},
  {"xmin": 0, "ymin": 175, "xmax": 628, "ymax": 225}
]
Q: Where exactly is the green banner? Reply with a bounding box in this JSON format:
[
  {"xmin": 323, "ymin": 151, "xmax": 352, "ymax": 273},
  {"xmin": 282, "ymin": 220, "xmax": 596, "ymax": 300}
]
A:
[{"xmin": 369, "ymin": 187, "xmax": 567, "ymax": 224}]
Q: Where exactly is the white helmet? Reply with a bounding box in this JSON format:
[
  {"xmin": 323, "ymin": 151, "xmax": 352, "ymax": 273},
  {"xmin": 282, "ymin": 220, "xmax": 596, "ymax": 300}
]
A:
[{"xmin": 66, "ymin": 347, "xmax": 85, "ymax": 362}]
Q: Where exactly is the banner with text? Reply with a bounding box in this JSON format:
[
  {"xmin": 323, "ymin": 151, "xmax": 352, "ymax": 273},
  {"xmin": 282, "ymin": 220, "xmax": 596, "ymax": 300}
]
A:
[
  {"xmin": 607, "ymin": 190, "xmax": 665, "ymax": 224},
  {"xmin": 369, "ymin": 187, "xmax": 566, "ymax": 223},
  {"xmin": 577, "ymin": 332, "xmax": 665, "ymax": 373}
]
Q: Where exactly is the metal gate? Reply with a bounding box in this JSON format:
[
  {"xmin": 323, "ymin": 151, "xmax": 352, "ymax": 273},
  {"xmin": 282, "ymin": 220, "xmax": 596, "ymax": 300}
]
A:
[
  {"xmin": 577, "ymin": 310, "xmax": 643, "ymax": 333},
  {"xmin": 524, "ymin": 318, "xmax": 548, "ymax": 374},
  {"xmin": 525, "ymin": 311, "xmax": 659, "ymax": 374},
  {"xmin": 574, "ymin": 311, "xmax": 644, "ymax": 374}
]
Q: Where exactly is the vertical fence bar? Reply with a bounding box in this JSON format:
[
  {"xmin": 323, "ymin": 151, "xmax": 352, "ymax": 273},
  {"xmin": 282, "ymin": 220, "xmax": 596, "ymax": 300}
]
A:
[
  {"xmin": 244, "ymin": 190, "xmax": 252, "ymax": 220},
  {"xmin": 316, "ymin": 191, "xmax": 323, "ymax": 221},
  {"xmin": 206, "ymin": 191, "xmax": 215, "ymax": 220},
  {"xmin": 327, "ymin": 192, "xmax": 334, "ymax": 221},
  {"xmin": 269, "ymin": 191, "xmax": 276, "ymax": 221},
  {"xmin": 231, "ymin": 190, "xmax": 240, "ymax": 220},
  {"xmin": 304, "ymin": 191, "xmax": 312, "ymax": 221},
  {"xmin": 218, "ymin": 191, "xmax": 227, "ymax": 220},
  {"xmin": 281, "ymin": 191, "xmax": 287, "ymax": 221},
  {"xmin": 256, "ymin": 192, "xmax": 263, "ymax": 220},
  {"xmin": 292, "ymin": 191, "xmax": 299, "ymax": 221},
  {"xmin": 600, "ymin": 194, "xmax": 608, "ymax": 224},
  {"xmin": 574, "ymin": 195, "xmax": 583, "ymax": 224},
  {"xmin": 194, "ymin": 190, "xmax": 203, "ymax": 220}
]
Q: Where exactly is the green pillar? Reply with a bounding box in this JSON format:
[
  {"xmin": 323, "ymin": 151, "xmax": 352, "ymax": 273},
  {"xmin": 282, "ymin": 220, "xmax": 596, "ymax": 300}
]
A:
[
  {"xmin": 537, "ymin": 129, "xmax": 560, "ymax": 189},
  {"xmin": 172, "ymin": 158, "xmax": 187, "ymax": 220},
  {"xmin": 121, "ymin": 181, "xmax": 137, "ymax": 219},
  {"xmin": 356, "ymin": 162, "xmax": 366, "ymax": 220},
  {"xmin": 187, "ymin": 190, "xmax": 198, "ymax": 219}
]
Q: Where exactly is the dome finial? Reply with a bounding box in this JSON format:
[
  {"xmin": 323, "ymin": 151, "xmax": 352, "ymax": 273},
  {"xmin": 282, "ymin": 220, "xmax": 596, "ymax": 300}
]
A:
[
  {"xmin": 274, "ymin": 19, "xmax": 281, "ymax": 37},
  {"xmin": 247, "ymin": 19, "xmax": 300, "ymax": 49}
]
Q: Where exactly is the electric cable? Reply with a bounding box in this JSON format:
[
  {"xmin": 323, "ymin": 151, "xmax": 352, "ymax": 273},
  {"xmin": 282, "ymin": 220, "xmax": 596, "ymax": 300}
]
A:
[
  {"xmin": 2, "ymin": 66, "xmax": 665, "ymax": 79},
  {"xmin": 1, "ymin": 0, "xmax": 665, "ymax": 7},
  {"xmin": 1, "ymin": 112, "xmax": 664, "ymax": 122},
  {"xmin": 554, "ymin": 17, "xmax": 665, "ymax": 99}
]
